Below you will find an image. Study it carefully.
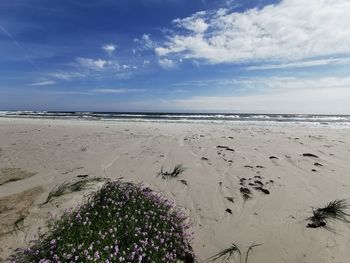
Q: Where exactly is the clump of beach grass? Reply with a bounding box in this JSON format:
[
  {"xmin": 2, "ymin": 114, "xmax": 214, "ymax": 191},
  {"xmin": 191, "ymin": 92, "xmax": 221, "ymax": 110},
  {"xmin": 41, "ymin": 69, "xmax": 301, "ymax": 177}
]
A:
[
  {"xmin": 307, "ymin": 199, "xmax": 350, "ymax": 228},
  {"xmin": 10, "ymin": 180, "xmax": 194, "ymax": 263},
  {"xmin": 158, "ymin": 164, "xmax": 186, "ymax": 179},
  {"xmin": 210, "ymin": 243, "xmax": 261, "ymax": 263},
  {"xmin": 43, "ymin": 177, "xmax": 107, "ymax": 204},
  {"xmin": 44, "ymin": 182, "xmax": 70, "ymax": 204}
]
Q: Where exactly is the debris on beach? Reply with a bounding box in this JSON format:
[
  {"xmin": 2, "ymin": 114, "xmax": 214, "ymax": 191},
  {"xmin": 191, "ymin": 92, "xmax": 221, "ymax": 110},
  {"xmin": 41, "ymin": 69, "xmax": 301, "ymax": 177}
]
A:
[{"xmin": 302, "ymin": 153, "xmax": 319, "ymax": 158}]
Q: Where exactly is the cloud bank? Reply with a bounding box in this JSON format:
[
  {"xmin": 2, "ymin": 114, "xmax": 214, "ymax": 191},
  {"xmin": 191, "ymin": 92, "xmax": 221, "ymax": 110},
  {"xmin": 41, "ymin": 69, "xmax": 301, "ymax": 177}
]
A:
[
  {"xmin": 156, "ymin": 0, "xmax": 350, "ymax": 64},
  {"xmin": 169, "ymin": 76, "xmax": 350, "ymax": 114}
]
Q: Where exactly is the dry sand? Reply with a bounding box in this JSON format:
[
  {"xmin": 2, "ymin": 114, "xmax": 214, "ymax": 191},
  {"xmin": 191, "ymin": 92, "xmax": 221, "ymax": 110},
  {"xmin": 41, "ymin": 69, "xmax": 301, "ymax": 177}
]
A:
[{"xmin": 0, "ymin": 118, "xmax": 350, "ymax": 262}]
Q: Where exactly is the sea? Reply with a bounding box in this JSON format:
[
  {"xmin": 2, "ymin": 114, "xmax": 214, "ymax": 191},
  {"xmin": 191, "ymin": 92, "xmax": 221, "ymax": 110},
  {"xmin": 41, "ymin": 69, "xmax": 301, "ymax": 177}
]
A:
[{"xmin": 1, "ymin": 111, "xmax": 350, "ymax": 126}]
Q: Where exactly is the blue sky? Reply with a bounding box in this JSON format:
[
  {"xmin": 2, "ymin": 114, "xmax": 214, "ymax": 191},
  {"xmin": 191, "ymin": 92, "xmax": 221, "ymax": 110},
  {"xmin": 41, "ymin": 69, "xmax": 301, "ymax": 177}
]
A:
[{"xmin": 1, "ymin": 0, "xmax": 350, "ymax": 113}]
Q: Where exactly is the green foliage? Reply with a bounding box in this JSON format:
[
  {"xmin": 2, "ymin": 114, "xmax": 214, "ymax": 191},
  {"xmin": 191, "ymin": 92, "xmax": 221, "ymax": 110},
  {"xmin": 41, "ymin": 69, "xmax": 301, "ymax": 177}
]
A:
[
  {"xmin": 43, "ymin": 177, "xmax": 106, "ymax": 204},
  {"xmin": 158, "ymin": 164, "xmax": 186, "ymax": 179},
  {"xmin": 11, "ymin": 181, "xmax": 194, "ymax": 263},
  {"xmin": 307, "ymin": 199, "xmax": 350, "ymax": 228},
  {"xmin": 210, "ymin": 243, "xmax": 261, "ymax": 263}
]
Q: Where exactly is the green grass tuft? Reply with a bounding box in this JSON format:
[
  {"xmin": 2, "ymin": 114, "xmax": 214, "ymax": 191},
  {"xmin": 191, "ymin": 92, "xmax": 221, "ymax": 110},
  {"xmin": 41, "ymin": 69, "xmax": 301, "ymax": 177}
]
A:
[
  {"xmin": 210, "ymin": 243, "xmax": 261, "ymax": 263},
  {"xmin": 158, "ymin": 164, "xmax": 186, "ymax": 179},
  {"xmin": 44, "ymin": 182, "xmax": 71, "ymax": 204},
  {"xmin": 210, "ymin": 243, "xmax": 241, "ymax": 262},
  {"xmin": 43, "ymin": 177, "xmax": 107, "ymax": 204},
  {"xmin": 307, "ymin": 199, "xmax": 350, "ymax": 228}
]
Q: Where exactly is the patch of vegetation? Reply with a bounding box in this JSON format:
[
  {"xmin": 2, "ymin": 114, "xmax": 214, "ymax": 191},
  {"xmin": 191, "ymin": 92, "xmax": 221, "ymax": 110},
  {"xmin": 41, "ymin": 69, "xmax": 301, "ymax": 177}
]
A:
[
  {"xmin": 13, "ymin": 214, "xmax": 26, "ymax": 232},
  {"xmin": 44, "ymin": 182, "xmax": 70, "ymax": 204},
  {"xmin": 307, "ymin": 199, "xmax": 350, "ymax": 228},
  {"xmin": 43, "ymin": 177, "xmax": 106, "ymax": 204},
  {"xmin": 210, "ymin": 243, "xmax": 261, "ymax": 263},
  {"xmin": 10, "ymin": 181, "xmax": 194, "ymax": 263},
  {"xmin": 158, "ymin": 164, "xmax": 186, "ymax": 179}
]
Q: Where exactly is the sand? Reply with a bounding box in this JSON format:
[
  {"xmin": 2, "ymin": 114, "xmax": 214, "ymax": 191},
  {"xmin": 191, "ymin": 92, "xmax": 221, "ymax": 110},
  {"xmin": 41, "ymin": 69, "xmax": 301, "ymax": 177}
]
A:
[
  {"xmin": 0, "ymin": 168, "xmax": 37, "ymax": 186},
  {"xmin": 0, "ymin": 118, "xmax": 350, "ymax": 262}
]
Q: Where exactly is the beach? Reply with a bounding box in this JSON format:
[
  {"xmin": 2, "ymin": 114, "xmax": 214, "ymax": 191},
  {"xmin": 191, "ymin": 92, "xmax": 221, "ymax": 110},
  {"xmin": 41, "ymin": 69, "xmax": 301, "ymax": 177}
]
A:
[{"xmin": 1, "ymin": 117, "xmax": 350, "ymax": 262}]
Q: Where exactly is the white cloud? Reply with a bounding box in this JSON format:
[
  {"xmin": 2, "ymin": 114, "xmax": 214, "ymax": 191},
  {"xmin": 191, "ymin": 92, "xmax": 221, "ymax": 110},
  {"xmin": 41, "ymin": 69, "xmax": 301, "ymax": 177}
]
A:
[
  {"xmin": 171, "ymin": 90, "xmax": 350, "ymax": 114},
  {"xmin": 156, "ymin": 0, "xmax": 350, "ymax": 64},
  {"xmin": 172, "ymin": 76, "xmax": 350, "ymax": 91},
  {"xmin": 235, "ymin": 76, "xmax": 350, "ymax": 91},
  {"xmin": 169, "ymin": 76, "xmax": 350, "ymax": 114},
  {"xmin": 158, "ymin": 58, "xmax": 176, "ymax": 69},
  {"xmin": 29, "ymin": 80, "xmax": 55, "ymax": 86},
  {"xmin": 47, "ymin": 90, "xmax": 91, "ymax": 95},
  {"xmin": 76, "ymin": 58, "xmax": 111, "ymax": 70},
  {"xmin": 247, "ymin": 57, "xmax": 350, "ymax": 70},
  {"xmin": 134, "ymin": 34, "xmax": 156, "ymax": 50},
  {"xmin": 49, "ymin": 72, "xmax": 86, "ymax": 80},
  {"xmin": 122, "ymin": 64, "xmax": 137, "ymax": 70},
  {"xmin": 102, "ymin": 44, "xmax": 117, "ymax": 54},
  {"xmin": 91, "ymin": 88, "xmax": 146, "ymax": 94},
  {"xmin": 173, "ymin": 12, "xmax": 209, "ymax": 34}
]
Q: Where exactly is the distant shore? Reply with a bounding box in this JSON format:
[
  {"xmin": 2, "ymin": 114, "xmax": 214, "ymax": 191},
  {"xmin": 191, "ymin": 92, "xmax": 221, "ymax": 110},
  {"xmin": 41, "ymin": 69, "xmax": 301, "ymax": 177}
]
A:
[{"xmin": 1, "ymin": 118, "xmax": 350, "ymax": 262}]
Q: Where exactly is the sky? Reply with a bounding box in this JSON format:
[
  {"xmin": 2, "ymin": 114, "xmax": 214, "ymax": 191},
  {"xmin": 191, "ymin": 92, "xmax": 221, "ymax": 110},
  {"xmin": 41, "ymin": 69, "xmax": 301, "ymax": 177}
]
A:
[{"xmin": 1, "ymin": 0, "xmax": 350, "ymax": 114}]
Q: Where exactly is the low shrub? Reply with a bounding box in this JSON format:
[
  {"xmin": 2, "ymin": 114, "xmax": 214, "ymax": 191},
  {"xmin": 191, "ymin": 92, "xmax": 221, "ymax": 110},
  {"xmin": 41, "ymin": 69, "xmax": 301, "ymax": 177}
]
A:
[{"xmin": 10, "ymin": 181, "xmax": 194, "ymax": 263}]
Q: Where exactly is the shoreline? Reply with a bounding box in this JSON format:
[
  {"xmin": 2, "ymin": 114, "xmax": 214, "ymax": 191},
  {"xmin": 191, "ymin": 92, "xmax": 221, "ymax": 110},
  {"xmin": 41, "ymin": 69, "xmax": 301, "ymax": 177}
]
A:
[
  {"xmin": 0, "ymin": 116, "xmax": 349, "ymax": 128},
  {"xmin": 1, "ymin": 111, "xmax": 350, "ymax": 126}
]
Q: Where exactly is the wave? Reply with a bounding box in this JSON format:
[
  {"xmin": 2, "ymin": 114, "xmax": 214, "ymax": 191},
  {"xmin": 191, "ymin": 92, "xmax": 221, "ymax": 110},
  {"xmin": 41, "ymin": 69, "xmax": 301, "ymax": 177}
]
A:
[{"xmin": 0, "ymin": 111, "xmax": 350, "ymax": 123}]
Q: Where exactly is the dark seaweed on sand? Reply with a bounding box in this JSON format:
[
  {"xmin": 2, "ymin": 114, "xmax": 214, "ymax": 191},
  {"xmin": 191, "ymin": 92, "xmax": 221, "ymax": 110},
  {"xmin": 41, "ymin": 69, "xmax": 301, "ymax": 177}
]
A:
[
  {"xmin": 240, "ymin": 187, "xmax": 252, "ymax": 200},
  {"xmin": 302, "ymin": 153, "xmax": 319, "ymax": 158}
]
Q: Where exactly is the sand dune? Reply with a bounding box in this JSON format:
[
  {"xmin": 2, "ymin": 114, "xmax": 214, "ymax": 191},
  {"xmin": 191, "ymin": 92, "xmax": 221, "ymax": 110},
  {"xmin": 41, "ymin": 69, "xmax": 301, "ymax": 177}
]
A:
[{"xmin": 0, "ymin": 118, "xmax": 350, "ymax": 262}]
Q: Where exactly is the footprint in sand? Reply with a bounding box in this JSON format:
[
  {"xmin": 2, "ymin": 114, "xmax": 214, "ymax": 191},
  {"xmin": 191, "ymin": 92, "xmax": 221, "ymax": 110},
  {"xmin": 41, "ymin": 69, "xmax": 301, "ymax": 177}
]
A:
[
  {"xmin": 248, "ymin": 212, "xmax": 261, "ymax": 228},
  {"xmin": 216, "ymin": 146, "xmax": 235, "ymax": 165},
  {"xmin": 239, "ymin": 175, "xmax": 271, "ymax": 200},
  {"xmin": 179, "ymin": 179, "xmax": 188, "ymax": 186},
  {"xmin": 225, "ymin": 208, "xmax": 233, "ymax": 214},
  {"xmin": 225, "ymin": 196, "xmax": 234, "ymax": 203},
  {"xmin": 200, "ymin": 157, "xmax": 212, "ymax": 165},
  {"xmin": 302, "ymin": 153, "xmax": 319, "ymax": 158},
  {"xmin": 61, "ymin": 166, "xmax": 84, "ymax": 175},
  {"xmin": 216, "ymin": 145, "xmax": 235, "ymax": 152}
]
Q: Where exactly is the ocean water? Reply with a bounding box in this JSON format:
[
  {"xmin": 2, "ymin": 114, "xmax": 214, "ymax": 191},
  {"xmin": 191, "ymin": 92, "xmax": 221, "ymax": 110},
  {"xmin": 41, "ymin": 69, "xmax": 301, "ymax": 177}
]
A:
[{"xmin": 0, "ymin": 111, "xmax": 350, "ymax": 125}]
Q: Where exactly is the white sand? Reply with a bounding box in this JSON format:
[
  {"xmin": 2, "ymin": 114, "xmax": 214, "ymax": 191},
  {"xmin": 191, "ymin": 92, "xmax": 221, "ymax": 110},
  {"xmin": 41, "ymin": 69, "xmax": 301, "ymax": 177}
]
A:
[{"xmin": 1, "ymin": 118, "xmax": 350, "ymax": 262}]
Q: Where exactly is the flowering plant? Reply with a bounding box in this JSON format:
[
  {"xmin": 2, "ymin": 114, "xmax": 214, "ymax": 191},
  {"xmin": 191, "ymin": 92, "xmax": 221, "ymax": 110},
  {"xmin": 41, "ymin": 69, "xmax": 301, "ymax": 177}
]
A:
[{"xmin": 10, "ymin": 181, "xmax": 194, "ymax": 263}]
